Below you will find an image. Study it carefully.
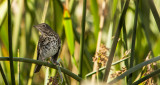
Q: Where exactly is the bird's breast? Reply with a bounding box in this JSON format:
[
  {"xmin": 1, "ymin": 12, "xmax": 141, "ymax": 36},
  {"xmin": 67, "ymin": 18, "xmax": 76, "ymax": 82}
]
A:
[{"xmin": 40, "ymin": 37, "xmax": 59, "ymax": 58}]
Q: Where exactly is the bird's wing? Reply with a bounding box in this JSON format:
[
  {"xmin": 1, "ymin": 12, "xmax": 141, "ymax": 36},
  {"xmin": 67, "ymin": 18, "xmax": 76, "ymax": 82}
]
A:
[
  {"xmin": 51, "ymin": 46, "xmax": 60, "ymax": 63},
  {"xmin": 37, "ymin": 35, "xmax": 43, "ymax": 60},
  {"xmin": 34, "ymin": 35, "xmax": 44, "ymax": 73}
]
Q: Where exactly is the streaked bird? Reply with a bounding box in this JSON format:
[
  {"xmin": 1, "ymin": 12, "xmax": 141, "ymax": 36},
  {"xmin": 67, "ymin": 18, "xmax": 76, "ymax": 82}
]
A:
[{"xmin": 34, "ymin": 23, "xmax": 61, "ymax": 73}]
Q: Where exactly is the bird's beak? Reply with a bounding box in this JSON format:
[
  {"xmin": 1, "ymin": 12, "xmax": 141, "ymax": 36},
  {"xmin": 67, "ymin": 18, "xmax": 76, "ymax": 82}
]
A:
[
  {"xmin": 33, "ymin": 25, "xmax": 37, "ymax": 28},
  {"xmin": 33, "ymin": 25, "xmax": 41, "ymax": 30}
]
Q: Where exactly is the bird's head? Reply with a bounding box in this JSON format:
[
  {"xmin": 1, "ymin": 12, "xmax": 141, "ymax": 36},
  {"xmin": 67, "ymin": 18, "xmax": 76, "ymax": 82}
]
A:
[{"xmin": 34, "ymin": 23, "xmax": 53, "ymax": 35}]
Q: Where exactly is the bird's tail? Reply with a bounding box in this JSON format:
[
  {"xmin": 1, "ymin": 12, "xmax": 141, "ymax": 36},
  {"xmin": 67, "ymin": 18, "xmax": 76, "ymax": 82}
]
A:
[{"xmin": 34, "ymin": 65, "xmax": 42, "ymax": 73}]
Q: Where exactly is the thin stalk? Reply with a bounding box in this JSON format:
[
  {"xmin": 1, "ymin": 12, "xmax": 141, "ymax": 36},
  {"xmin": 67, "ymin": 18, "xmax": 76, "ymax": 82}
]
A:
[
  {"xmin": 44, "ymin": 68, "xmax": 49, "ymax": 85},
  {"xmin": 122, "ymin": 22, "xmax": 129, "ymax": 69},
  {"xmin": 41, "ymin": 0, "xmax": 49, "ymax": 23},
  {"xmin": 0, "ymin": 57, "xmax": 82, "ymax": 82},
  {"xmin": 60, "ymin": 62, "xmax": 70, "ymax": 85},
  {"xmin": 103, "ymin": 0, "xmax": 130, "ymax": 82},
  {"xmin": 0, "ymin": 63, "xmax": 8, "ymax": 85},
  {"xmin": 27, "ymin": 46, "xmax": 37, "ymax": 85},
  {"xmin": 79, "ymin": 0, "xmax": 86, "ymax": 78},
  {"xmin": 147, "ymin": 0, "xmax": 160, "ymax": 32},
  {"xmin": 108, "ymin": 56, "xmax": 160, "ymax": 84},
  {"xmin": 132, "ymin": 68, "xmax": 160, "ymax": 85},
  {"xmin": 128, "ymin": 0, "xmax": 139, "ymax": 84},
  {"xmin": 8, "ymin": 0, "xmax": 16, "ymax": 84},
  {"xmin": 92, "ymin": 0, "xmax": 106, "ymax": 82},
  {"xmin": 122, "ymin": 22, "xmax": 128, "ymax": 51},
  {"xmin": 73, "ymin": 23, "xmax": 93, "ymax": 70},
  {"xmin": 86, "ymin": 57, "xmax": 130, "ymax": 77},
  {"xmin": 17, "ymin": 50, "xmax": 20, "ymax": 85},
  {"xmin": 139, "ymin": 10, "xmax": 155, "ymax": 58}
]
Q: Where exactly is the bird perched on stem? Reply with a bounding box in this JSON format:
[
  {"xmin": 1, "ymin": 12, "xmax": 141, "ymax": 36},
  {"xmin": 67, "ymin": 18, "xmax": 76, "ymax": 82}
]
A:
[{"xmin": 34, "ymin": 23, "xmax": 61, "ymax": 73}]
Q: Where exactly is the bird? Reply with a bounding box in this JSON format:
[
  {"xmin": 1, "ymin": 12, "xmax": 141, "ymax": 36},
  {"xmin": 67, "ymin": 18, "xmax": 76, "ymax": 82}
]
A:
[{"xmin": 34, "ymin": 23, "xmax": 61, "ymax": 73}]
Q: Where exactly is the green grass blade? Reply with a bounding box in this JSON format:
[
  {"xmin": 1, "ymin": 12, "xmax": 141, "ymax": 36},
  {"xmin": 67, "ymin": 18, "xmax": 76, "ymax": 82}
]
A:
[
  {"xmin": 122, "ymin": 22, "xmax": 129, "ymax": 69},
  {"xmin": 79, "ymin": 0, "xmax": 86, "ymax": 78},
  {"xmin": 103, "ymin": 0, "xmax": 130, "ymax": 82},
  {"xmin": 0, "ymin": 17, "xmax": 9, "ymax": 52},
  {"xmin": 63, "ymin": 10, "xmax": 75, "ymax": 55},
  {"xmin": 140, "ymin": 23, "xmax": 155, "ymax": 58},
  {"xmin": 8, "ymin": 0, "xmax": 15, "ymax": 84},
  {"xmin": 128, "ymin": 0, "xmax": 139, "ymax": 84},
  {"xmin": 63, "ymin": 10, "xmax": 77, "ymax": 70},
  {"xmin": 53, "ymin": 0, "xmax": 63, "ymax": 35},
  {"xmin": 90, "ymin": 0, "xmax": 100, "ymax": 41},
  {"xmin": 112, "ymin": 0, "xmax": 118, "ymax": 19},
  {"xmin": 108, "ymin": 56, "xmax": 160, "ymax": 84},
  {"xmin": 132, "ymin": 68, "xmax": 160, "ymax": 85},
  {"xmin": 0, "ymin": 63, "xmax": 8, "ymax": 85}
]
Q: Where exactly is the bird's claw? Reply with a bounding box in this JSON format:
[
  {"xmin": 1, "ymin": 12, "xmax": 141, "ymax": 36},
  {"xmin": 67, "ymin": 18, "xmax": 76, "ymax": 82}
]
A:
[{"xmin": 52, "ymin": 61, "xmax": 60, "ymax": 66}]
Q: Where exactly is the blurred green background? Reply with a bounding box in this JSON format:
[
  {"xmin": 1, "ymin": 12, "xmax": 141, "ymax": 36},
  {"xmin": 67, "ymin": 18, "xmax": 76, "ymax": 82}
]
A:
[{"xmin": 0, "ymin": 0, "xmax": 160, "ymax": 85}]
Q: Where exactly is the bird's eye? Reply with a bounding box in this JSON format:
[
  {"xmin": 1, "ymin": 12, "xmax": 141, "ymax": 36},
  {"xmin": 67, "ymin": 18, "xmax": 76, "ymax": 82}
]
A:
[{"xmin": 42, "ymin": 24, "xmax": 46, "ymax": 27}]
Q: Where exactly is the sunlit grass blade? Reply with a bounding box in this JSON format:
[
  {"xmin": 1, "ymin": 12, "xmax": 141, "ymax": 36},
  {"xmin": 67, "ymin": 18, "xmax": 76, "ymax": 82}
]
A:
[
  {"xmin": 27, "ymin": 46, "xmax": 37, "ymax": 85},
  {"xmin": 41, "ymin": 0, "xmax": 49, "ymax": 23},
  {"xmin": 12, "ymin": 0, "xmax": 24, "ymax": 56},
  {"xmin": 69, "ymin": 0, "xmax": 77, "ymax": 14},
  {"xmin": 108, "ymin": 56, "xmax": 160, "ymax": 84},
  {"xmin": 0, "ymin": 0, "xmax": 7, "ymax": 26},
  {"xmin": 63, "ymin": 9, "xmax": 78, "ymax": 70},
  {"xmin": 63, "ymin": 10, "xmax": 75, "ymax": 55},
  {"xmin": 147, "ymin": 0, "xmax": 160, "ymax": 32},
  {"xmin": 106, "ymin": 22, "xmax": 113, "ymax": 48},
  {"xmin": 44, "ymin": 67, "xmax": 49, "ymax": 85},
  {"xmin": 0, "ymin": 17, "xmax": 9, "ymax": 51},
  {"xmin": 63, "ymin": 9, "xmax": 78, "ymax": 75}
]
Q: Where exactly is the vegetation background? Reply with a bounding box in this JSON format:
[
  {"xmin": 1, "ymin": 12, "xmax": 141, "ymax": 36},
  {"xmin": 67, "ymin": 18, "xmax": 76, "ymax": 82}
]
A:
[{"xmin": 0, "ymin": 0, "xmax": 160, "ymax": 85}]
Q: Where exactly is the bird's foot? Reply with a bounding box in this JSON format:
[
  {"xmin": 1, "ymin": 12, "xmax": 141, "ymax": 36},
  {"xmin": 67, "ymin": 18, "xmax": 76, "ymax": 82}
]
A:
[{"xmin": 52, "ymin": 61, "xmax": 60, "ymax": 66}]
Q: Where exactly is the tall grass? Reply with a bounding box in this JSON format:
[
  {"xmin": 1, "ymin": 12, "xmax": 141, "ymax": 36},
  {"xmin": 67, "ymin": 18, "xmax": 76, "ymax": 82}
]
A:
[
  {"xmin": 8, "ymin": 0, "xmax": 15, "ymax": 84},
  {"xmin": 0, "ymin": 0, "xmax": 160, "ymax": 85}
]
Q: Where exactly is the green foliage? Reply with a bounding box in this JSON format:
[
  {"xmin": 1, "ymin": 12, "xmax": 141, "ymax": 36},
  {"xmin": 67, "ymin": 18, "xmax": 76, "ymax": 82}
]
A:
[
  {"xmin": 0, "ymin": 0, "xmax": 160, "ymax": 85},
  {"xmin": 63, "ymin": 10, "xmax": 75, "ymax": 55}
]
